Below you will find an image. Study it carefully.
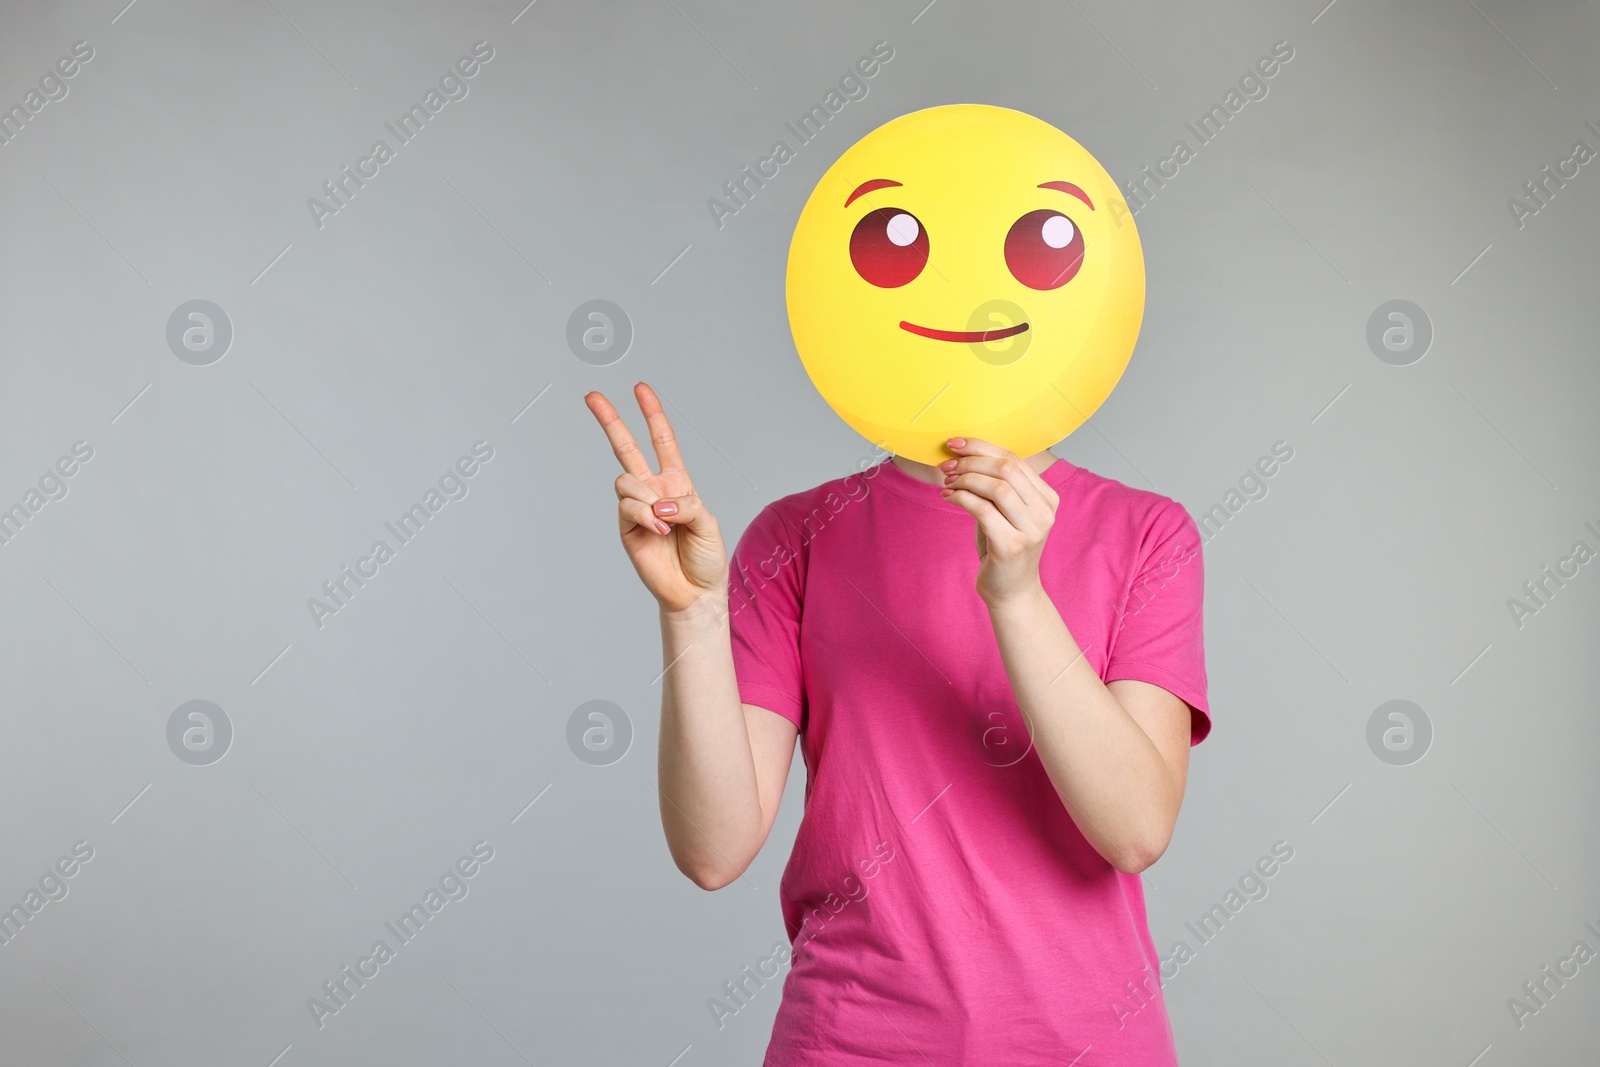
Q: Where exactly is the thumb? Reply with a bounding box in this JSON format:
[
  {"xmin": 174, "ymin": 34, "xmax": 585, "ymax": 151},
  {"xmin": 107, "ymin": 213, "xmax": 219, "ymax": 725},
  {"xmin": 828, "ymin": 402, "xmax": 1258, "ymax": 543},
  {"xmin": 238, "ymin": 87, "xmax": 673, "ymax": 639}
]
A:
[{"xmin": 650, "ymin": 493, "xmax": 715, "ymax": 535}]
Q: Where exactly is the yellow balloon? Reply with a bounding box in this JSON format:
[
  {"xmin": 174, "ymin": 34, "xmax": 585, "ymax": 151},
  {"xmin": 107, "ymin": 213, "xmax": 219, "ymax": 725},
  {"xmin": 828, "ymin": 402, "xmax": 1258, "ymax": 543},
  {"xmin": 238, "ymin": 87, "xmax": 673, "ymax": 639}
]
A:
[{"xmin": 785, "ymin": 104, "xmax": 1145, "ymax": 465}]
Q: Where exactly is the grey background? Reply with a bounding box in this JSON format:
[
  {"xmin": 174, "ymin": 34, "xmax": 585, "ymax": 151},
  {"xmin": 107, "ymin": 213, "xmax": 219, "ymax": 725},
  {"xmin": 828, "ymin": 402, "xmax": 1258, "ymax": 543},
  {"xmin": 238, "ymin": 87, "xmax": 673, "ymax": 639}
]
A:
[{"xmin": 0, "ymin": 0, "xmax": 1596, "ymax": 1063}]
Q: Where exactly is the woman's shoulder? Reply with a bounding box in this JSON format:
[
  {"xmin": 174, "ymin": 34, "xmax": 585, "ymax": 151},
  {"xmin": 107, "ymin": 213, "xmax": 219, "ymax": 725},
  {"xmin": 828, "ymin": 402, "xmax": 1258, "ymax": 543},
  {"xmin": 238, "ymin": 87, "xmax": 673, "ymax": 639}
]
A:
[
  {"xmin": 750, "ymin": 457, "xmax": 889, "ymax": 526},
  {"xmin": 1061, "ymin": 462, "xmax": 1196, "ymax": 536}
]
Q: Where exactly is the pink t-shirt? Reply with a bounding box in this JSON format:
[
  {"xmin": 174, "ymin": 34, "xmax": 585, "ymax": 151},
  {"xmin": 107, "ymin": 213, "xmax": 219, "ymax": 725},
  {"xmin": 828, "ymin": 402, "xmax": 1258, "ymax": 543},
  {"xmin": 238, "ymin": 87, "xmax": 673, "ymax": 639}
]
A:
[{"xmin": 727, "ymin": 455, "xmax": 1209, "ymax": 1066}]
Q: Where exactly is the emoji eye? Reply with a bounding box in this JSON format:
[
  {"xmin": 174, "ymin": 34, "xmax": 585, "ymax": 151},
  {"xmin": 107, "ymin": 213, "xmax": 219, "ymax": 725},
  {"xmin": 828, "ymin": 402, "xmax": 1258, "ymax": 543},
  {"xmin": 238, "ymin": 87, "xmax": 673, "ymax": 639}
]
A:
[
  {"xmin": 850, "ymin": 208, "xmax": 928, "ymax": 288},
  {"xmin": 1005, "ymin": 209, "xmax": 1084, "ymax": 290}
]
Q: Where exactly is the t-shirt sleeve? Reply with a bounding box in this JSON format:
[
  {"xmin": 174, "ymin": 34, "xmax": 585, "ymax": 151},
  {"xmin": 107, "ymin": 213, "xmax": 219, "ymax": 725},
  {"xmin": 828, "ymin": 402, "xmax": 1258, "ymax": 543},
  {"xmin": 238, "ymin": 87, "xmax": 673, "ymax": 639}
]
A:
[
  {"xmin": 726, "ymin": 503, "xmax": 806, "ymax": 730},
  {"xmin": 1105, "ymin": 499, "xmax": 1211, "ymax": 745}
]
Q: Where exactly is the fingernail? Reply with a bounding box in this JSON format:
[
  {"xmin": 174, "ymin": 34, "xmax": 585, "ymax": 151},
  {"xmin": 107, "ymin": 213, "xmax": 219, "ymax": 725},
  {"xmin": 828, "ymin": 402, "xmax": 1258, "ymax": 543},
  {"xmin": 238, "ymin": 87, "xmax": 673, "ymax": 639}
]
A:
[
  {"xmin": 947, "ymin": 438, "xmax": 966, "ymax": 448},
  {"xmin": 938, "ymin": 459, "xmax": 957, "ymax": 471},
  {"xmin": 940, "ymin": 488, "xmax": 953, "ymax": 496},
  {"xmin": 655, "ymin": 521, "xmax": 671, "ymax": 534},
  {"xmin": 653, "ymin": 500, "xmax": 678, "ymax": 516}
]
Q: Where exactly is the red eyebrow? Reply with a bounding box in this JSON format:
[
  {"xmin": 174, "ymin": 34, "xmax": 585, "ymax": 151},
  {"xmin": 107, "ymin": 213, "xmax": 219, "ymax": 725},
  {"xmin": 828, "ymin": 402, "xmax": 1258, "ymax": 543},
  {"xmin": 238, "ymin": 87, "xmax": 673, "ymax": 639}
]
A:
[
  {"xmin": 845, "ymin": 179, "xmax": 902, "ymax": 207},
  {"xmin": 1039, "ymin": 181, "xmax": 1094, "ymax": 210}
]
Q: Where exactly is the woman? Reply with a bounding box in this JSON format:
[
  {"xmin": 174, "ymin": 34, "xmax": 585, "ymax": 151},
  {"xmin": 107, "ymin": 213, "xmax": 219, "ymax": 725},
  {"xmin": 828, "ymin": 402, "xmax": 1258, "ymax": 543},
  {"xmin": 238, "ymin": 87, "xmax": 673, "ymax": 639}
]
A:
[{"xmin": 586, "ymin": 381, "xmax": 1208, "ymax": 1065}]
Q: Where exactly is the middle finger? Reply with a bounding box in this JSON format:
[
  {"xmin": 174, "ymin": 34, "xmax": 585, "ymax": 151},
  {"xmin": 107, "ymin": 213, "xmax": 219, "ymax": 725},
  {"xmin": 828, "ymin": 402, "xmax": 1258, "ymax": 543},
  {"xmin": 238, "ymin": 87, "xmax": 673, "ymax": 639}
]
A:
[
  {"xmin": 945, "ymin": 455, "xmax": 1037, "ymax": 506},
  {"xmin": 585, "ymin": 390, "xmax": 654, "ymax": 480},
  {"xmin": 943, "ymin": 471, "xmax": 1033, "ymax": 529}
]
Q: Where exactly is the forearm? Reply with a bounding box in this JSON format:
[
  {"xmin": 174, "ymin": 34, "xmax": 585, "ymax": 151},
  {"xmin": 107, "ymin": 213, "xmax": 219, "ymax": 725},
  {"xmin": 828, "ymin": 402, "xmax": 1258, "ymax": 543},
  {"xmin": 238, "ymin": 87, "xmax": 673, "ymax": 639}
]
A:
[
  {"xmin": 657, "ymin": 589, "xmax": 764, "ymax": 885},
  {"xmin": 985, "ymin": 583, "xmax": 1179, "ymax": 873}
]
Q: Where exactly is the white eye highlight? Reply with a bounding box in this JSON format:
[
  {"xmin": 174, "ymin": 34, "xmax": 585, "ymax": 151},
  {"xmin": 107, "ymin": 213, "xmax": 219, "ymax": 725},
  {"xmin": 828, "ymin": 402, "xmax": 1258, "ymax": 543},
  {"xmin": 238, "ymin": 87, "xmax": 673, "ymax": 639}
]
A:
[
  {"xmin": 1041, "ymin": 214, "xmax": 1074, "ymax": 249},
  {"xmin": 886, "ymin": 213, "xmax": 919, "ymax": 247}
]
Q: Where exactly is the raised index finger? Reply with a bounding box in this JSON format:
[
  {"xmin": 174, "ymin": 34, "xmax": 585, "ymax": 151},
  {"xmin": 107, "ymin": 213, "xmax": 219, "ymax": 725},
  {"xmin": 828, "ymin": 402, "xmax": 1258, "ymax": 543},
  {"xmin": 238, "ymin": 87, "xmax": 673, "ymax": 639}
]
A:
[
  {"xmin": 633, "ymin": 381, "xmax": 687, "ymax": 475},
  {"xmin": 584, "ymin": 390, "xmax": 653, "ymax": 479}
]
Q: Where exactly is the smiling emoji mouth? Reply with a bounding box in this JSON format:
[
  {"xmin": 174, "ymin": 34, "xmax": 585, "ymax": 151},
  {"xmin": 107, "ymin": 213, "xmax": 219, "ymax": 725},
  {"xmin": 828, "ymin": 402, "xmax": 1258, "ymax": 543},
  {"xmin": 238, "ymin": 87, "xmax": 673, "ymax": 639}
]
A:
[{"xmin": 899, "ymin": 320, "xmax": 1030, "ymax": 343}]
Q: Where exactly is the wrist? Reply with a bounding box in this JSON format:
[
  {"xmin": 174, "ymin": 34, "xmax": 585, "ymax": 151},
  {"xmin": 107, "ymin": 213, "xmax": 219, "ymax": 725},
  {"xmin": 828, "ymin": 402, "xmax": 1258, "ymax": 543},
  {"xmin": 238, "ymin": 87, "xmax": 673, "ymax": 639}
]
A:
[
  {"xmin": 660, "ymin": 584, "xmax": 732, "ymax": 630},
  {"xmin": 980, "ymin": 577, "xmax": 1049, "ymax": 616}
]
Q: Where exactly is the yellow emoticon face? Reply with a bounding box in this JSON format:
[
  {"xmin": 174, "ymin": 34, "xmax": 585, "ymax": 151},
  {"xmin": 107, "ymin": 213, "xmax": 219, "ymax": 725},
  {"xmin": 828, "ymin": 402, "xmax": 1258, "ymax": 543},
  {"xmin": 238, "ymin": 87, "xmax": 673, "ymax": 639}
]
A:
[{"xmin": 786, "ymin": 104, "xmax": 1144, "ymax": 465}]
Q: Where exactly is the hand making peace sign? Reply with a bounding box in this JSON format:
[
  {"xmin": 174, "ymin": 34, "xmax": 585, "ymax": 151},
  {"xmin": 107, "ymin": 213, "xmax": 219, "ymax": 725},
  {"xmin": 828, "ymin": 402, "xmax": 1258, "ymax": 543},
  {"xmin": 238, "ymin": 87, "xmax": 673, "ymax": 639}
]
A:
[{"xmin": 584, "ymin": 382, "xmax": 729, "ymax": 614}]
